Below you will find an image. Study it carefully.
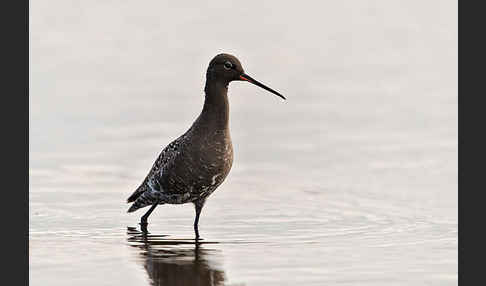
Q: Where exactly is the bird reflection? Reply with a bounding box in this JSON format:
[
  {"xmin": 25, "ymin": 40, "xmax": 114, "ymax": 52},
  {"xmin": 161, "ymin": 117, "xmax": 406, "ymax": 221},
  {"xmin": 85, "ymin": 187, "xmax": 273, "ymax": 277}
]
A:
[{"xmin": 127, "ymin": 227, "xmax": 227, "ymax": 286}]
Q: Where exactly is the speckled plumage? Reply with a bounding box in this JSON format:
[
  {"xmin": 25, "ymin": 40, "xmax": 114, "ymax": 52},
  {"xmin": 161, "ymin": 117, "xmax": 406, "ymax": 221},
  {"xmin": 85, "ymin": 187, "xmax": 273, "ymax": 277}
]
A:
[
  {"xmin": 127, "ymin": 53, "xmax": 285, "ymax": 238},
  {"xmin": 127, "ymin": 116, "xmax": 233, "ymax": 212}
]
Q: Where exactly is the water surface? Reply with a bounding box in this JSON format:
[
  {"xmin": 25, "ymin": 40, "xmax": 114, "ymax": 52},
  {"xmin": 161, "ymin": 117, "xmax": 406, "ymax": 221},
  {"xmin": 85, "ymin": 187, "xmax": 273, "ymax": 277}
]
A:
[{"xmin": 30, "ymin": 1, "xmax": 457, "ymax": 285}]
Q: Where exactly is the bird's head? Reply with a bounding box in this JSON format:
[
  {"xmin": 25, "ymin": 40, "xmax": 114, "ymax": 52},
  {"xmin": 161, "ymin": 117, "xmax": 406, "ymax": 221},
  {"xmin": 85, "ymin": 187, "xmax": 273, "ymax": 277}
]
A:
[{"xmin": 206, "ymin": 53, "xmax": 286, "ymax": 100}]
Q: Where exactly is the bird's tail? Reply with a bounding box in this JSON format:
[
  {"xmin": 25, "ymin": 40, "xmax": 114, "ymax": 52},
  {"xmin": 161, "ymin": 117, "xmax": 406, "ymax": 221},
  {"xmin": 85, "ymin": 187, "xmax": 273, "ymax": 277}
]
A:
[
  {"xmin": 127, "ymin": 187, "xmax": 161, "ymax": 213},
  {"xmin": 127, "ymin": 182, "xmax": 148, "ymax": 203}
]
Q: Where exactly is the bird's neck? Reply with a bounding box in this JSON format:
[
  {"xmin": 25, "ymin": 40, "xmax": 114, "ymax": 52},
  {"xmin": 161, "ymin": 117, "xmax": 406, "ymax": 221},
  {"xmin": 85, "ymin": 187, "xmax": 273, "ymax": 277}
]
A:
[{"xmin": 200, "ymin": 80, "xmax": 230, "ymax": 131}]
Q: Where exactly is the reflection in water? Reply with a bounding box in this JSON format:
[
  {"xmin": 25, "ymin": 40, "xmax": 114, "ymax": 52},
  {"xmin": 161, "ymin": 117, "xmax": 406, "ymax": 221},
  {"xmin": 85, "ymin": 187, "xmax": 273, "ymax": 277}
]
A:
[{"xmin": 127, "ymin": 227, "xmax": 228, "ymax": 286}]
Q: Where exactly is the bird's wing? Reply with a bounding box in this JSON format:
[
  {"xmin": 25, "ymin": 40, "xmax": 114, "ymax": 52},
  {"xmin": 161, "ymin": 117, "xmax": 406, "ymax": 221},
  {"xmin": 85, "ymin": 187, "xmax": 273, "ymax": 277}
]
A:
[{"xmin": 126, "ymin": 134, "xmax": 187, "ymax": 203}]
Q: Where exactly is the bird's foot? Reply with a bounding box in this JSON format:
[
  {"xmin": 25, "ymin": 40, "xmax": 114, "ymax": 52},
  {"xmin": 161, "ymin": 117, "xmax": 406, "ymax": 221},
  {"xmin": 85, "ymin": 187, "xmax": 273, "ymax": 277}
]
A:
[
  {"xmin": 140, "ymin": 221, "xmax": 149, "ymax": 234},
  {"xmin": 195, "ymin": 231, "xmax": 203, "ymax": 242}
]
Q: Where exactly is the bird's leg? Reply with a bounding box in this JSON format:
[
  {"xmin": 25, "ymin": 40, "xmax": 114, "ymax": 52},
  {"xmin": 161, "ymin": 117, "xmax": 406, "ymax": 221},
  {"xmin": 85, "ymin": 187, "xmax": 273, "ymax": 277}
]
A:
[
  {"xmin": 194, "ymin": 205, "xmax": 202, "ymax": 240},
  {"xmin": 140, "ymin": 201, "xmax": 159, "ymax": 234},
  {"xmin": 194, "ymin": 199, "xmax": 205, "ymax": 240}
]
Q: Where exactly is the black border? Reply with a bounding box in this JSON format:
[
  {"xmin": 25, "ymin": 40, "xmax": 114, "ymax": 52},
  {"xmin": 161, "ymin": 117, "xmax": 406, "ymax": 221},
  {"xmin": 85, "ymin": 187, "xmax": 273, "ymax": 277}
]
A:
[
  {"xmin": 2, "ymin": 0, "xmax": 28, "ymax": 285},
  {"xmin": 459, "ymin": 1, "xmax": 483, "ymax": 285},
  {"xmin": 458, "ymin": 0, "xmax": 461, "ymax": 281}
]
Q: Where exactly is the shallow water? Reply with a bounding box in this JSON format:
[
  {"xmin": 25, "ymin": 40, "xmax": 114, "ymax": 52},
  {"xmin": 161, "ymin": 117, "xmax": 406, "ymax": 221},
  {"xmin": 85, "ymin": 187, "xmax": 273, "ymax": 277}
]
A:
[{"xmin": 30, "ymin": 1, "xmax": 457, "ymax": 285}]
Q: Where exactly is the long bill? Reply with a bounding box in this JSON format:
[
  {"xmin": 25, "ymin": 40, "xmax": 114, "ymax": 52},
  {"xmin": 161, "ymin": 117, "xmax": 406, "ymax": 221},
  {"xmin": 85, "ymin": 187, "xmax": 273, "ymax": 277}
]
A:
[{"xmin": 239, "ymin": 73, "xmax": 286, "ymax": 100}]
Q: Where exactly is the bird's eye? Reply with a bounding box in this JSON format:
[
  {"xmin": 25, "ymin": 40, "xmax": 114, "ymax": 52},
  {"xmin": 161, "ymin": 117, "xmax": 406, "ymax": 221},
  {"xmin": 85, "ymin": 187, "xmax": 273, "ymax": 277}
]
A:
[{"xmin": 223, "ymin": 61, "xmax": 233, "ymax": 70}]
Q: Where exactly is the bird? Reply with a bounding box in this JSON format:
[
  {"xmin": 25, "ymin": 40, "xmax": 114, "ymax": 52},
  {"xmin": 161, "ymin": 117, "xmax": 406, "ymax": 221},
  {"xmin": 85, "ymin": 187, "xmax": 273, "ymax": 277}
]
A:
[{"xmin": 126, "ymin": 53, "xmax": 285, "ymax": 239}]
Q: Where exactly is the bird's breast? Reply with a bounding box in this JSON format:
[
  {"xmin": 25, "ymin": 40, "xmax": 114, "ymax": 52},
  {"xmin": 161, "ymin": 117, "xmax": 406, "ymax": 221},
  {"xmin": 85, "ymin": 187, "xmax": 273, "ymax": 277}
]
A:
[
  {"xmin": 163, "ymin": 128, "xmax": 233, "ymax": 198},
  {"xmin": 195, "ymin": 129, "xmax": 233, "ymax": 185}
]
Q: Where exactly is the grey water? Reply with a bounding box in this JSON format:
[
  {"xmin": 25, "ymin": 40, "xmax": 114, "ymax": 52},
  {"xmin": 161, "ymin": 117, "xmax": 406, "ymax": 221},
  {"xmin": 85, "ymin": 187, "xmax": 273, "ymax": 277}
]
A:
[{"xmin": 29, "ymin": 1, "xmax": 457, "ymax": 285}]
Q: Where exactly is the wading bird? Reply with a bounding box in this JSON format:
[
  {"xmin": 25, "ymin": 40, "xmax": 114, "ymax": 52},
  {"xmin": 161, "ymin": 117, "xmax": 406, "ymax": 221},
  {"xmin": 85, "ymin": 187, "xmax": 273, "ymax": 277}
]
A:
[{"xmin": 127, "ymin": 53, "xmax": 285, "ymax": 239}]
